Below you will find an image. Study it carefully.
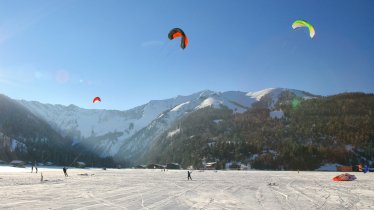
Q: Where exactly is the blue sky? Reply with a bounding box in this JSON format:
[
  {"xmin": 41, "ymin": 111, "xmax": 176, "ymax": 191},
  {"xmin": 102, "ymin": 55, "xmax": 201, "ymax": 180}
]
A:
[{"xmin": 0, "ymin": 0, "xmax": 373, "ymax": 110}]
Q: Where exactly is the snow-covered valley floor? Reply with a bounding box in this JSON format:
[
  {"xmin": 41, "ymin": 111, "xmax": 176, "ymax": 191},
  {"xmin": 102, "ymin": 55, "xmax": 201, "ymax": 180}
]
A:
[{"xmin": 1, "ymin": 167, "xmax": 373, "ymax": 209}]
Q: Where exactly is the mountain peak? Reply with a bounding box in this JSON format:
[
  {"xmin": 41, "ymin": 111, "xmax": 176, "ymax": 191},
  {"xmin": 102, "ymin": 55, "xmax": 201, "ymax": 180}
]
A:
[{"xmin": 14, "ymin": 87, "xmax": 315, "ymax": 158}]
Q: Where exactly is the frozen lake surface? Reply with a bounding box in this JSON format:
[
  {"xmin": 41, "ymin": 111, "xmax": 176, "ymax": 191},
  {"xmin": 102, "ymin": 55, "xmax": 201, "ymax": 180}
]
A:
[{"xmin": 1, "ymin": 167, "xmax": 373, "ymax": 209}]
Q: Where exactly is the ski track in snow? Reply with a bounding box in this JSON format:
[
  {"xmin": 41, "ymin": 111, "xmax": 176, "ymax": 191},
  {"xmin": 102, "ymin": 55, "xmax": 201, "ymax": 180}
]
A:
[{"xmin": 0, "ymin": 169, "xmax": 374, "ymax": 209}]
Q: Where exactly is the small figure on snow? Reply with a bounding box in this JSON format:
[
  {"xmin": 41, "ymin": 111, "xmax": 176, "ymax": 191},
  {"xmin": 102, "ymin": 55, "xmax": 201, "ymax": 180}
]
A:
[
  {"xmin": 63, "ymin": 167, "xmax": 68, "ymax": 177},
  {"xmin": 34, "ymin": 161, "xmax": 38, "ymax": 173},
  {"xmin": 187, "ymin": 171, "xmax": 192, "ymax": 180}
]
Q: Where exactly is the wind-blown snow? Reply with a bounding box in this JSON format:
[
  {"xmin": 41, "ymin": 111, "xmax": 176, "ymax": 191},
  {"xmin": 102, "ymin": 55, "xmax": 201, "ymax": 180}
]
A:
[{"xmin": 0, "ymin": 169, "xmax": 373, "ymax": 209}]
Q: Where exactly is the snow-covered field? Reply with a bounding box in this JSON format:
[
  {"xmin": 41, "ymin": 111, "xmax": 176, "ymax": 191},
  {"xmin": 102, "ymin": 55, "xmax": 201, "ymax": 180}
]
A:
[{"xmin": 1, "ymin": 167, "xmax": 374, "ymax": 209}]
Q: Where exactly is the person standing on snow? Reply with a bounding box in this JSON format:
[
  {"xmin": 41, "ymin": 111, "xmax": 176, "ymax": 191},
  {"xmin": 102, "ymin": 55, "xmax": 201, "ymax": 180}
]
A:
[
  {"xmin": 63, "ymin": 167, "xmax": 68, "ymax": 177},
  {"xmin": 187, "ymin": 171, "xmax": 192, "ymax": 180}
]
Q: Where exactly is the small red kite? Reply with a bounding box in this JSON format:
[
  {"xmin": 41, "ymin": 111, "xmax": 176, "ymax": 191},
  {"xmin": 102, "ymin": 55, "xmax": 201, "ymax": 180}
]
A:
[{"xmin": 93, "ymin": 97, "xmax": 101, "ymax": 103}]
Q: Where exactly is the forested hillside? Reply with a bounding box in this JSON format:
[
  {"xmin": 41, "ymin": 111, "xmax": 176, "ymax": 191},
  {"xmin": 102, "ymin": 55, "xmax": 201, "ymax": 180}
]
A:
[
  {"xmin": 144, "ymin": 92, "xmax": 374, "ymax": 170},
  {"xmin": 0, "ymin": 94, "xmax": 115, "ymax": 167}
]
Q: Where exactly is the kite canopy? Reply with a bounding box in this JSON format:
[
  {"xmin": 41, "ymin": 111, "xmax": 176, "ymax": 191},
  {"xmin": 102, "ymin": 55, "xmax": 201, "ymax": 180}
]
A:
[
  {"xmin": 168, "ymin": 28, "xmax": 188, "ymax": 49},
  {"xmin": 93, "ymin": 97, "xmax": 101, "ymax": 103},
  {"xmin": 292, "ymin": 20, "xmax": 315, "ymax": 38},
  {"xmin": 332, "ymin": 173, "xmax": 356, "ymax": 181}
]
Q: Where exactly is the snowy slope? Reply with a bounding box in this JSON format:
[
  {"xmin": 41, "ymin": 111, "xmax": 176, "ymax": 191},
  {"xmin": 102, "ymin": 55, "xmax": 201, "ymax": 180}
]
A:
[
  {"xmin": 17, "ymin": 88, "xmax": 315, "ymax": 159},
  {"xmin": 17, "ymin": 92, "xmax": 214, "ymax": 157}
]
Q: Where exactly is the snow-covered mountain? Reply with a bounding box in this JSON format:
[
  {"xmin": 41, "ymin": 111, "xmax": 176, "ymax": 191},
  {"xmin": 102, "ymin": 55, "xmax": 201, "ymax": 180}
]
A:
[
  {"xmin": 17, "ymin": 88, "xmax": 315, "ymax": 159},
  {"xmin": 0, "ymin": 94, "xmax": 81, "ymax": 163}
]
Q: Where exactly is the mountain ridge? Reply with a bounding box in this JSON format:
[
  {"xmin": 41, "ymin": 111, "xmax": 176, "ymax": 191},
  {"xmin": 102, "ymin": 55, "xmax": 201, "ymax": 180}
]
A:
[
  {"xmin": 3, "ymin": 88, "xmax": 372, "ymax": 169},
  {"xmin": 16, "ymin": 88, "xmax": 315, "ymax": 160},
  {"xmin": 0, "ymin": 93, "xmax": 113, "ymax": 166}
]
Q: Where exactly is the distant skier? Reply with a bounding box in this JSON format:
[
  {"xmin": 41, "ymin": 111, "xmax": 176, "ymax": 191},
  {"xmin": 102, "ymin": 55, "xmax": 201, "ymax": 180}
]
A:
[
  {"xmin": 187, "ymin": 171, "xmax": 192, "ymax": 180},
  {"xmin": 63, "ymin": 167, "xmax": 68, "ymax": 177},
  {"xmin": 34, "ymin": 161, "xmax": 38, "ymax": 173},
  {"xmin": 31, "ymin": 165, "xmax": 34, "ymax": 173},
  {"xmin": 364, "ymin": 165, "xmax": 369, "ymax": 173}
]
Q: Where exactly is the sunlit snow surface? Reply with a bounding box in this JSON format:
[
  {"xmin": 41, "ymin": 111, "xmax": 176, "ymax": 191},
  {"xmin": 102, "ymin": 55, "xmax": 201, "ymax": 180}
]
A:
[{"xmin": 1, "ymin": 167, "xmax": 373, "ymax": 209}]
